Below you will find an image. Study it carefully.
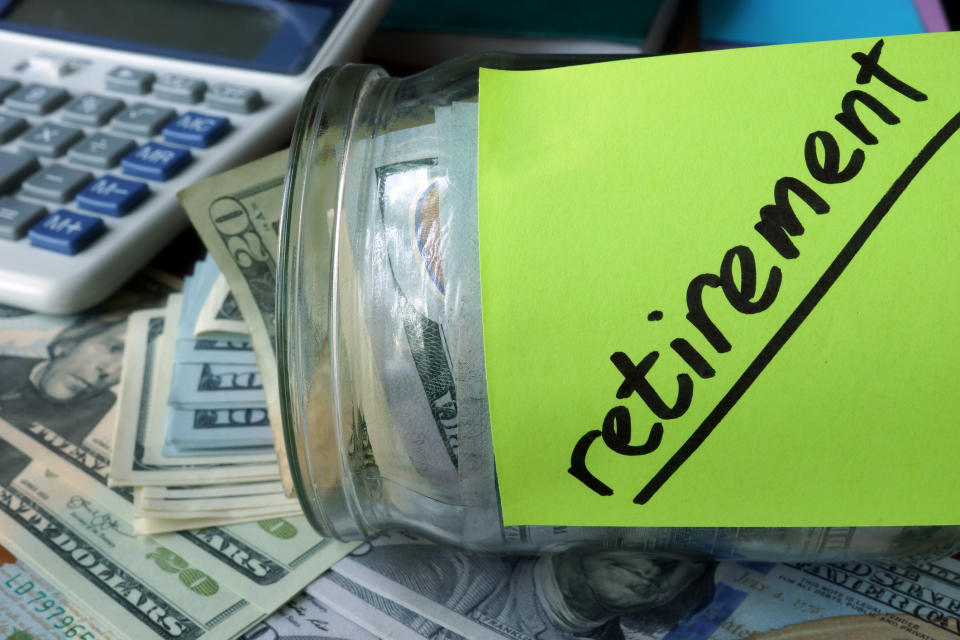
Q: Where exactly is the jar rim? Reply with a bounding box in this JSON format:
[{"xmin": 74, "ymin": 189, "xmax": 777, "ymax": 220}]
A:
[{"xmin": 278, "ymin": 62, "xmax": 387, "ymax": 541}]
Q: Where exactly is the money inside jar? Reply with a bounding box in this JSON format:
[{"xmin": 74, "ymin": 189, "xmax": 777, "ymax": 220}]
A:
[{"xmin": 277, "ymin": 53, "xmax": 960, "ymax": 561}]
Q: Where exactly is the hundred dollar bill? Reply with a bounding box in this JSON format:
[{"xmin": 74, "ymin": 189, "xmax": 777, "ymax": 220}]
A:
[
  {"xmin": 308, "ymin": 573, "xmax": 452, "ymax": 640},
  {"xmin": 164, "ymin": 406, "xmax": 274, "ymax": 454},
  {"xmin": 325, "ymin": 530, "xmax": 960, "ymax": 640},
  {"xmin": 679, "ymin": 555, "xmax": 960, "ymax": 640},
  {"xmin": 195, "ymin": 275, "xmax": 249, "ymax": 337},
  {"xmin": 328, "ymin": 124, "xmax": 469, "ymax": 509},
  {"xmin": 243, "ymin": 593, "xmax": 377, "ymax": 640},
  {"xmin": 309, "ymin": 127, "xmax": 461, "ymax": 510},
  {"xmin": 177, "ymin": 151, "xmax": 293, "ymax": 494},
  {"xmin": 173, "ymin": 266, "xmax": 256, "ymax": 366},
  {"xmin": 0, "ymin": 542, "xmax": 121, "ymax": 640},
  {"xmin": 175, "ymin": 336, "xmax": 257, "ymax": 365},
  {"xmin": 436, "ymin": 102, "xmax": 496, "ymax": 507},
  {"xmin": 0, "ymin": 431, "xmax": 262, "ymax": 640},
  {"xmin": 168, "ymin": 362, "xmax": 265, "ymax": 408},
  {"xmin": 749, "ymin": 615, "xmax": 956, "ymax": 639},
  {"xmin": 145, "ymin": 300, "xmax": 276, "ymax": 465},
  {"xmin": 110, "ymin": 308, "xmax": 279, "ymax": 486}
]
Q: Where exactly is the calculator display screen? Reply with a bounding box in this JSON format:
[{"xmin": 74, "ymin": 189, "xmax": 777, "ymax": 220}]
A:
[
  {"xmin": 0, "ymin": 0, "xmax": 342, "ymax": 73},
  {"xmin": 4, "ymin": 0, "xmax": 280, "ymax": 60}
]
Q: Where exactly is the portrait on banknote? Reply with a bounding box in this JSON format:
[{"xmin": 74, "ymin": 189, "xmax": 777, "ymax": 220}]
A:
[
  {"xmin": 0, "ymin": 272, "xmax": 176, "ymax": 461},
  {"xmin": 0, "ymin": 312, "xmax": 127, "ymax": 447},
  {"xmin": 339, "ymin": 544, "xmax": 717, "ymax": 639}
]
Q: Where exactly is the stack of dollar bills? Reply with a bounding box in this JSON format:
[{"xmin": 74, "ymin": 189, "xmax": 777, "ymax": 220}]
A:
[
  {"xmin": 107, "ymin": 255, "xmax": 302, "ymax": 533},
  {"xmin": 0, "ymin": 274, "xmax": 358, "ymax": 640}
]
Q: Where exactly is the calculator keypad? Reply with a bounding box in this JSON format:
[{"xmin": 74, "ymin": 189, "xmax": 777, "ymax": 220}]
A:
[
  {"xmin": 68, "ymin": 133, "xmax": 136, "ymax": 169},
  {"xmin": 208, "ymin": 83, "xmax": 262, "ymax": 114},
  {"xmin": 0, "ymin": 60, "xmax": 259, "ymax": 258},
  {"xmin": 28, "ymin": 209, "xmax": 104, "ymax": 255},
  {"xmin": 122, "ymin": 142, "xmax": 191, "ymax": 181},
  {"xmin": 0, "ymin": 151, "xmax": 39, "ymax": 194},
  {"xmin": 62, "ymin": 93, "xmax": 125, "ymax": 126},
  {"xmin": 0, "ymin": 115, "xmax": 27, "ymax": 143},
  {"xmin": 162, "ymin": 112, "xmax": 230, "ymax": 148},
  {"xmin": 112, "ymin": 103, "xmax": 176, "ymax": 136},
  {"xmin": 20, "ymin": 123, "xmax": 84, "ymax": 157},
  {"xmin": 76, "ymin": 175, "xmax": 149, "ymax": 217},
  {"xmin": 105, "ymin": 67, "xmax": 155, "ymax": 94},
  {"xmin": 22, "ymin": 165, "xmax": 92, "ymax": 202},
  {"xmin": 0, "ymin": 79, "xmax": 20, "ymax": 101},
  {"xmin": 6, "ymin": 83, "xmax": 69, "ymax": 114},
  {"xmin": 0, "ymin": 197, "xmax": 45, "ymax": 240},
  {"xmin": 154, "ymin": 73, "xmax": 206, "ymax": 104}
]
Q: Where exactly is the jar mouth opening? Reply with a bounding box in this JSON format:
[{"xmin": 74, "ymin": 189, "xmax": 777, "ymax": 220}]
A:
[{"xmin": 278, "ymin": 63, "xmax": 387, "ymax": 541}]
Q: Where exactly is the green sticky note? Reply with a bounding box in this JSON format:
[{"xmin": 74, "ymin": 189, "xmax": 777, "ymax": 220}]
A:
[{"xmin": 478, "ymin": 32, "xmax": 960, "ymax": 527}]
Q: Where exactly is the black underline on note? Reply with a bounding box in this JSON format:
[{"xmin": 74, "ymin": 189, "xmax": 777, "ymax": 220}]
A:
[{"xmin": 634, "ymin": 109, "xmax": 960, "ymax": 506}]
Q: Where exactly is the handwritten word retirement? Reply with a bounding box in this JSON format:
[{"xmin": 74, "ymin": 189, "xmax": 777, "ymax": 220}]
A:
[{"xmin": 569, "ymin": 39, "xmax": 959, "ymax": 504}]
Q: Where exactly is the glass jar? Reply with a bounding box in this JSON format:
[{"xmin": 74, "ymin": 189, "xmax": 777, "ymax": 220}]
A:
[{"xmin": 277, "ymin": 54, "xmax": 960, "ymax": 561}]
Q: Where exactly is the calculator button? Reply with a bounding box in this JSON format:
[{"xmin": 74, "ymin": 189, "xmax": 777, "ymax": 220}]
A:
[
  {"xmin": 0, "ymin": 115, "xmax": 27, "ymax": 143},
  {"xmin": 20, "ymin": 123, "xmax": 83, "ymax": 157},
  {"xmin": 28, "ymin": 209, "xmax": 104, "ymax": 255},
  {"xmin": 22, "ymin": 55, "xmax": 72, "ymax": 78},
  {"xmin": 208, "ymin": 83, "xmax": 262, "ymax": 114},
  {"xmin": 68, "ymin": 133, "xmax": 136, "ymax": 169},
  {"xmin": 122, "ymin": 142, "xmax": 191, "ymax": 181},
  {"xmin": 0, "ymin": 151, "xmax": 40, "ymax": 194},
  {"xmin": 112, "ymin": 103, "xmax": 176, "ymax": 136},
  {"xmin": 162, "ymin": 112, "xmax": 230, "ymax": 148},
  {"xmin": 0, "ymin": 78, "xmax": 21, "ymax": 100},
  {"xmin": 4, "ymin": 83, "xmax": 69, "ymax": 114},
  {"xmin": 76, "ymin": 175, "xmax": 148, "ymax": 217},
  {"xmin": 22, "ymin": 164, "xmax": 93, "ymax": 202},
  {"xmin": 0, "ymin": 197, "xmax": 45, "ymax": 240},
  {"xmin": 106, "ymin": 67, "xmax": 155, "ymax": 95},
  {"xmin": 62, "ymin": 94, "xmax": 125, "ymax": 126},
  {"xmin": 154, "ymin": 74, "xmax": 206, "ymax": 104}
]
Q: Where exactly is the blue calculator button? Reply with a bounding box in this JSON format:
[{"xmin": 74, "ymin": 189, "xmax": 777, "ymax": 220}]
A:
[
  {"xmin": 161, "ymin": 111, "xmax": 230, "ymax": 148},
  {"xmin": 121, "ymin": 142, "xmax": 191, "ymax": 181},
  {"xmin": 28, "ymin": 209, "xmax": 105, "ymax": 255},
  {"xmin": 76, "ymin": 175, "xmax": 149, "ymax": 217}
]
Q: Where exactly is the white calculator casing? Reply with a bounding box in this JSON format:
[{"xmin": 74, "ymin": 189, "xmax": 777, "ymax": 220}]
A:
[{"xmin": 0, "ymin": 0, "xmax": 387, "ymax": 313}]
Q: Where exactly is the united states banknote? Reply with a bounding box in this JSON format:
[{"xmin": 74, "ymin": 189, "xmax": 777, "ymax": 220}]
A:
[
  {"xmin": 178, "ymin": 152, "xmax": 293, "ymax": 494},
  {"xmin": 0, "ymin": 542, "xmax": 120, "ymax": 640}
]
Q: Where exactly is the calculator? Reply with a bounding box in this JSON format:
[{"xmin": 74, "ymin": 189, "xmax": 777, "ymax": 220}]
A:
[{"xmin": 0, "ymin": 0, "xmax": 388, "ymax": 313}]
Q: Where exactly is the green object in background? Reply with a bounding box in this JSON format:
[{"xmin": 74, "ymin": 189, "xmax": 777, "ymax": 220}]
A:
[
  {"xmin": 479, "ymin": 32, "xmax": 960, "ymax": 527},
  {"xmin": 379, "ymin": 0, "xmax": 665, "ymax": 44}
]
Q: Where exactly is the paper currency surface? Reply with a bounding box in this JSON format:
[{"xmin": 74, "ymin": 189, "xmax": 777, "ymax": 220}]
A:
[
  {"xmin": 241, "ymin": 593, "xmax": 377, "ymax": 640},
  {"xmin": 0, "ymin": 284, "xmax": 357, "ymax": 640},
  {"xmin": 196, "ymin": 275, "xmax": 248, "ymax": 338},
  {"xmin": 0, "ymin": 543, "xmax": 121, "ymax": 640},
  {"xmin": 306, "ymin": 532, "xmax": 960, "ymax": 640},
  {"xmin": 177, "ymin": 152, "xmax": 293, "ymax": 495}
]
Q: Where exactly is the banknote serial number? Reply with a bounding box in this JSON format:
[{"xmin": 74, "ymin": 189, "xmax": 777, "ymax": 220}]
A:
[{"xmin": 3, "ymin": 572, "xmax": 97, "ymax": 639}]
